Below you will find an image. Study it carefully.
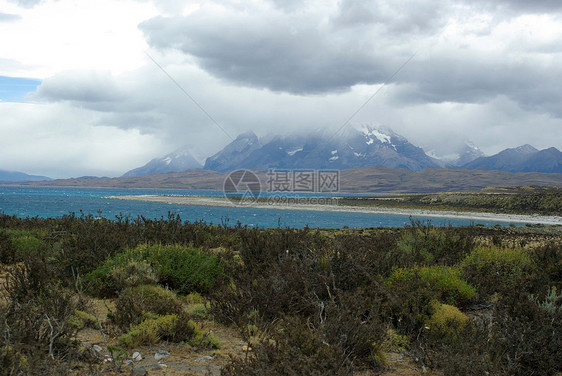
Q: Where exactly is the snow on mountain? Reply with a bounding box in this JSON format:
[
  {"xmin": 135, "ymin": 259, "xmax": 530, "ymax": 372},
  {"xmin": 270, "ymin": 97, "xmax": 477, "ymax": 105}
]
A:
[
  {"xmin": 203, "ymin": 125, "xmax": 441, "ymax": 172},
  {"xmin": 122, "ymin": 146, "xmax": 202, "ymax": 177},
  {"xmin": 427, "ymin": 140, "xmax": 485, "ymax": 167}
]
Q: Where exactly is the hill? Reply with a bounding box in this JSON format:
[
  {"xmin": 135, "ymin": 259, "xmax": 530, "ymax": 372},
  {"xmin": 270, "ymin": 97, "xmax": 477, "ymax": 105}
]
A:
[{"xmin": 16, "ymin": 166, "xmax": 562, "ymax": 193}]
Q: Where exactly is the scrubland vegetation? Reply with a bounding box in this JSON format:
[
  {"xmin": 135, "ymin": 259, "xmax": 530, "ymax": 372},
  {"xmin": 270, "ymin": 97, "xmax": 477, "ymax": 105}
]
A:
[
  {"xmin": 338, "ymin": 186, "xmax": 562, "ymax": 215},
  {"xmin": 0, "ymin": 212, "xmax": 561, "ymax": 375}
]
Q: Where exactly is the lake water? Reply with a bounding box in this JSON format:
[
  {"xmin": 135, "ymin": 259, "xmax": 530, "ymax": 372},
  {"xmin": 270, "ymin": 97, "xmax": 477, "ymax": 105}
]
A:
[{"xmin": 0, "ymin": 185, "xmax": 522, "ymax": 228}]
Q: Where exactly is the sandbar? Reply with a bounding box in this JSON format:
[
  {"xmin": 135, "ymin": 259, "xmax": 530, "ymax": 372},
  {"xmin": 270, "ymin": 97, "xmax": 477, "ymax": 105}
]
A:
[{"xmin": 107, "ymin": 195, "xmax": 562, "ymax": 225}]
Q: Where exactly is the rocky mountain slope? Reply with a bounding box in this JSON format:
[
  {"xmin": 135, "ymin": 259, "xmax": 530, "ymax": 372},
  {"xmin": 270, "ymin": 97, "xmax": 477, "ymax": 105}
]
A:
[{"xmin": 204, "ymin": 125, "xmax": 441, "ymax": 172}]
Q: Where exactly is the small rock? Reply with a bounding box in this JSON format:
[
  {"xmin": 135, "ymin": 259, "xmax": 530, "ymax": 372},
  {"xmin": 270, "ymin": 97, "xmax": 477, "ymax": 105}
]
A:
[
  {"xmin": 154, "ymin": 349, "xmax": 170, "ymax": 361},
  {"xmin": 197, "ymin": 355, "xmax": 214, "ymax": 361},
  {"xmin": 92, "ymin": 345, "xmax": 103, "ymax": 353},
  {"xmin": 131, "ymin": 366, "xmax": 148, "ymax": 376},
  {"xmin": 149, "ymin": 363, "xmax": 167, "ymax": 370},
  {"xmin": 132, "ymin": 351, "xmax": 142, "ymax": 361}
]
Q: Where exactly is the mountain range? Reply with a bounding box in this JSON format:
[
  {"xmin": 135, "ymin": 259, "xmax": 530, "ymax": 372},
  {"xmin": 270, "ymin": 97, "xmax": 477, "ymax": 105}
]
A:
[
  {"xmin": 203, "ymin": 125, "xmax": 474, "ymax": 172},
  {"xmin": 0, "ymin": 169, "xmax": 51, "ymax": 183},
  {"xmin": 3, "ymin": 126, "xmax": 561, "ymax": 184},
  {"xmin": 463, "ymin": 145, "xmax": 562, "ymax": 173},
  {"xmin": 15, "ymin": 166, "xmax": 562, "ymax": 193},
  {"xmin": 117, "ymin": 125, "xmax": 562, "ymax": 176}
]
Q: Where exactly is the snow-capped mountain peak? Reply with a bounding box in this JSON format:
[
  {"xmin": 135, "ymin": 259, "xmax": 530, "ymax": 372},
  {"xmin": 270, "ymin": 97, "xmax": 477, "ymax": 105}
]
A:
[
  {"xmin": 122, "ymin": 146, "xmax": 202, "ymax": 177},
  {"xmin": 203, "ymin": 126, "xmax": 442, "ymax": 172}
]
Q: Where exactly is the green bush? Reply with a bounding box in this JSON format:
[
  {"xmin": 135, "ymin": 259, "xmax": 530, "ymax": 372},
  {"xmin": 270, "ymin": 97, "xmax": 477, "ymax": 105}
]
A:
[
  {"xmin": 0, "ymin": 229, "xmax": 17, "ymax": 264},
  {"xmin": 386, "ymin": 265, "xmax": 476, "ymax": 306},
  {"xmin": 148, "ymin": 244, "xmax": 223, "ymax": 294},
  {"xmin": 0, "ymin": 229, "xmax": 45, "ymax": 264},
  {"xmin": 110, "ymin": 260, "xmax": 158, "ymax": 290},
  {"xmin": 461, "ymin": 246, "xmax": 531, "ymax": 298},
  {"xmin": 397, "ymin": 224, "xmax": 474, "ymax": 265},
  {"xmin": 12, "ymin": 235, "xmax": 41, "ymax": 255},
  {"xmin": 114, "ymin": 284, "xmax": 183, "ymax": 328},
  {"xmin": 85, "ymin": 244, "xmax": 223, "ymax": 296}
]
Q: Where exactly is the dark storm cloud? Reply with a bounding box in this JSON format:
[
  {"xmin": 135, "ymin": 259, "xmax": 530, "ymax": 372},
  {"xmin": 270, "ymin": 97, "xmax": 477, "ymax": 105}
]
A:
[
  {"xmin": 394, "ymin": 54, "xmax": 562, "ymax": 117},
  {"xmin": 482, "ymin": 0, "xmax": 562, "ymax": 13},
  {"xmin": 139, "ymin": 0, "xmax": 562, "ymax": 119},
  {"xmin": 332, "ymin": 0, "xmax": 450, "ymax": 35},
  {"xmin": 140, "ymin": 13, "xmax": 401, "ymax": 94},
  {"xmin": 0, "ymin": 12, "xmax": 21, "ymax": 22}
]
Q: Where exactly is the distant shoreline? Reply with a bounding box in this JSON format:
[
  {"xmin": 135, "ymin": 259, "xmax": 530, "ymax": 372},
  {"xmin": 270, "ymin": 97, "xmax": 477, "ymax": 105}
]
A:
[{"xmin": 108, "ymin": 195, "xmax": 562, "ymax": 225}]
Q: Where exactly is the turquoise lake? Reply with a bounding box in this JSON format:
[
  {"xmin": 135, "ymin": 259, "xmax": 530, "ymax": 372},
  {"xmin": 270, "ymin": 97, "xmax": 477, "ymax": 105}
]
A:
[{"xmin": 0, "ymin": 186, "xmax": 523, "ymax": 228}]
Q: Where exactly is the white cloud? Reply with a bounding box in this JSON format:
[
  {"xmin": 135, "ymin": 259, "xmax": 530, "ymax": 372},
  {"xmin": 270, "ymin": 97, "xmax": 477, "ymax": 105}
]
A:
[
  {"xmin": 0, "ymin": 101, "xmax": 164, "ymax": 178},
  {"xmin": 0, "ymin": 0, "xmax": 157, "ymax": 78}
]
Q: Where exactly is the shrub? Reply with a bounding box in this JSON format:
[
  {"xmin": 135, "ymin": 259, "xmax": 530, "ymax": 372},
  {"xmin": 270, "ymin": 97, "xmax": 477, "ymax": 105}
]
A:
[
  {"xmin": 386, "ymin": 265, "xmax": 476, "ymax": 307},
  {"xmin": 397, "ymin": 221, "xmax": 474, "ymax": 265},
  {"xmin": 118, "ymin": 313, "xmax": 219, "ymax": 349},
  {"xmin": 426, "ymin": 300, "xmax": 469, "ymax": 340},
  {"xmin": 68, "ymin": 310, "xmax": 98, "ymax": 330},
  {"xmin": 527, "ymin": 242, "xmax": 562, "ymax": 293},
  {"xmin": 184, "ymin": 291, "xmax": 206, "ymax": 304},
  {"xmin": 530, "ymin": 286, "xmax": 562, "ymax": 316},
  {"xmin": 110, "ymin": 260, "xmax": 158, "ymax": 290},
  {"xmin": 461, "ymin": 246, "xmax": 531, "ymax": 298},
  {"xmin": 0, "ymin": 229, "xmax": 16, "ymax": 264},
  {"xmin": 86, "ymin": 244, "xmax": 223, "ymax": 296},
  {"xmin": 12, "ymin": 235, "xmax": 41, "ymax": 257},
  {"xmin": 1, "ymin": 256, "xmax": 81, "ymax": 374},
  {"xmin": 114, "ymin": 284, "xmax": 183, "ymax": 328},
  {"xmin": 149, "ymin": 244, "xmax": 223, "ymax": 294},
  {"xmin": 488, "ymin": 293, "xmax": 562, "ymax": 375},
  {"xmin": 187, "ymin": 303, "xmax": 208, "ymax": 319}
]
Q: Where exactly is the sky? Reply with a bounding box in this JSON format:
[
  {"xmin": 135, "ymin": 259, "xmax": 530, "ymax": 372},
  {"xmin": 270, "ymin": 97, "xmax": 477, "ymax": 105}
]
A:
[{"xmin": 0, "ymin": 0, "xmax": 561, "ymax": 178}]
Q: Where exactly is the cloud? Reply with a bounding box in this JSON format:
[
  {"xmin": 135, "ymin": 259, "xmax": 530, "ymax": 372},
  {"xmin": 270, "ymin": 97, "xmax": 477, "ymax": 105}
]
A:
[
  {"xmin": 0, "ymin": 101, "xmax": 163, "ymax": 178},
  {"xmin": 140, "ymin": 0, "xmax": 562, "ymax": 120},
  {"xmin": 481, "ymin": 0, "xmax": 562, "ymax": 13},
  {"xmin": 332, "ymin": 0, "xmax": 451, "ymax": 35},
  {"xmin": 34, "ymin": 71, "xmax": 124, "ymax": 107},
  {"xmin": 7, "ymin": 0, "xmax": 43, "ymax": 8},
  {"xmin": 139, "ymin": 3, "xmax": 407, "ymax": 94},
  {"xmin": 267, "ymin": 0, "xmax": 303, "ymax": 12},
  {"xmin": 0, "ymin": 12, "xmax": 21, "ymax": 21}
]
